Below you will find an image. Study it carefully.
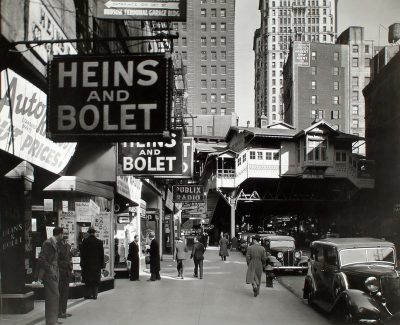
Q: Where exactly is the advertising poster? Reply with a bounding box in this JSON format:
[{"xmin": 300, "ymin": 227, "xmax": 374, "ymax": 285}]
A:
[
  {"xmin": 58, "ymin": 211, "xmax": 76, "ymax": 248},
  {"xmin": 294, "ymin": 42, "xmax": 310, "ymax": 67},
  {"xmin": 0, "ymin": 69, "xmax": 76, "ymax": 174},
  {"xmin": 75, "ymin": 202, "xmax": 92, "ymax": 223}
]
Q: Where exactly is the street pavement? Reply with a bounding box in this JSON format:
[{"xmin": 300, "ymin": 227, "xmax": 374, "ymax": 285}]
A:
[{"xmin": 1, "ymin": 247, "xmax": 331, "ymax": 325}]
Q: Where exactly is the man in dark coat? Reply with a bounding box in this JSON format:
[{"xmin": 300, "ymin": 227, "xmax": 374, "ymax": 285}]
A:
[
  {"xmin": 80, "ymin": 227, "xmax": 104, "ymax": 299},
  {"xmin": 191, "ymin": 236, "xmax": 205, "ymax": 279},
  {"xmin": 57, "ymin": 229, "xmax": 72, "ymax": 318},
  {"xmin": 127, "ymin": 235, "xmax": 140, "ymax": 281},
  {"xmin": 38, "ymin": 227, "xmax": 63, "ymax": 325},
  {"xmin": 147, "ymin": 232, "xmax": 161, "ymax": 281}
]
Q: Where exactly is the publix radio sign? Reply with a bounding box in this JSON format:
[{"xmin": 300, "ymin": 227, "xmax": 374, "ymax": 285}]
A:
[{"xmin": 173, "ymin": 185, "xmax": 204, "ymax": 203}]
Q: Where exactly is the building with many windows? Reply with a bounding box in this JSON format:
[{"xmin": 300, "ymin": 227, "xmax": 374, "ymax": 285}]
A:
[
  {"xmin": 173, "ymin": 0, "xmax": 237, "ymax": 138},
  {"xmin": 255, "ymin": 0, "xmax": 337, "ymax": 127}
]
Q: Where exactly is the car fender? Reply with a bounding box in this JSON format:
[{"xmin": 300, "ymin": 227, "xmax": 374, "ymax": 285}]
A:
[
  {"xmin": 298, "ymin": 256, "xmax": 309, "ymax": 265},
  {"xmin": 333, "ymin": 289, "xmax": 383, "ymax": 319}
]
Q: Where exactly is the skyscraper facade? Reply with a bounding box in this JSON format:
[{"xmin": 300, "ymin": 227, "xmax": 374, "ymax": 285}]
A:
[
  {"xmin": 173, "ymin": 0, "xmax": 236, "ymax": 138},
  {"xmin": 255, "ymin": 0, "xmax": 337, "ymax": 127}
]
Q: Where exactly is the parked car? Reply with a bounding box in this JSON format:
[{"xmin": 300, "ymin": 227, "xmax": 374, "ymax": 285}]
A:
[
  {"xmin": 303, "ymin": 238, "xmax": 400, "ymax": 324},
  {"xmin": 239, "ymin": 232, "xmax": 256, "ymax": 255},
  {"xmin": 261, "ymin": 235, "xmax": 308, "ymax": 273}
]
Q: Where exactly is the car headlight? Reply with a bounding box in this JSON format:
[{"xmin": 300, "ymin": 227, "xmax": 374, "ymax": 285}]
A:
[
  {"xmin": 365, "ymin": 277, "xmax": 380, "ymax": 293},
  {"xmin": 294, "ymin": 251, "xmax": 301, "ymax": 259},
  {"xmin": 277, "ymin": 252, "xmax": 283, "ymax": 259}
]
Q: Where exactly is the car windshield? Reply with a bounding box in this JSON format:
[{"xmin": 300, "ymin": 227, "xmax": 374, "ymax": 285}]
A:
[
  {"xmin": 339, "ymin": 247, "xmax": 395, "ymax": 266},
  {"xmin": 270, "ymin": 240, "xmax": 295, "ymax": 249}
]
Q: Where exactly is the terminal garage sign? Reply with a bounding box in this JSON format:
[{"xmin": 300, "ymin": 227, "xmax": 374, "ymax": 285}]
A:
[
  {"xmin": 47, "ymin": 54, "xmax": 172, "ymax": 141},
  {"xmin": 96, "ymin": 0, "xmax": 187, "ymax": 21}
]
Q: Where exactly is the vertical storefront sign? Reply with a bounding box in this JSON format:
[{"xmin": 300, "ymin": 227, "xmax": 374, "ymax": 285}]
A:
[
  {"xmin": 94, "ymin": 211, "xmax": 111, "ymax": 275},
  {"xmin": 182, "ymin": 137, "xmax": 194, "ymax": 178},
  {"xmin": 0, "ymin": 69, "xmax": 76, "ymax": 174}
]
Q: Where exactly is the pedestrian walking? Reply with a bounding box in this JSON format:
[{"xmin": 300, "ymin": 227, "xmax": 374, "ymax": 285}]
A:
[
  {"xmin": 38, "ymin": 226, "xmax": 63, "ymax": 325},
  {"xmin": 147, "ymin": 232, "xmax": 161, "ymax": 281},
  {"xmin": 200, "ymin": 232, "xmax": 208, "ymax": 251},
  {"xmin": 80, "ymin": 227, "xmax": 105, "ymax": 299},
  {"xmin": 127, "ymin": 235, "xmax": 140, "ymax": 281},
  {"xmin": 219, "ymin": 233, "xmax": 230, "ymax": 261},
  {"xmin": 191, "ymin": 236, "xmax": 205, "ymax": 279},
  {"xmin": 246, "ymin": 235, "xmax": 267, "ymax": 297},
  {"xmin": 175, "ymin": 237, "xmax": 188, "ymax": 279},
  {"xmin": 230, "ymin": 235, "xmax": 238, "ymax": 251},
  {"xmin": 57, "ymin": 229, "xmax": 72, "ymax": 319}
]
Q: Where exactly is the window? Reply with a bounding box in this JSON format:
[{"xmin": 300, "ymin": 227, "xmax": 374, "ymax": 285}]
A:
[
  {"xmin": 201, "ymin": 23, "xmax": 207, "ymax": 32},
  {"xmin": 250, "ymin": 151, "xmax": 256, "ymax": 160},
  {"xmin": 311, "ymin": 66, "xmax": 317, "ymax": 75},
  {"xmin": 352, "ymin": 44, "xmax": 359, "ymax": 53},
  {"xmin": 331, "ymin": 110, "xmax": 340, "ymax": 119},
  {"xmin": 365, "ymin": 58, "xmax": 371, "ymax": 67},
  {"xmin": 311, "ymin": 80, "xmax": 317, "ymax": 90},
  {"xmin": 257, "ymin": 151, "xmax": 263, "ymax": 160},
  {"xmin": 221, "ymin": 65, "xmax": 227, "ymax": 74},
  {"xmin": 365, "ymin": 45, "xmax": 370, "ymax": 53},
  {"xmin": 201, "ymin": 80, "xmax": 207, "ymax": 88},
  {"xmin": 211, "ymin": 9, "xmax": 216, "ymax": 17},
  {"xmin": 220, "ymin": 23, "xmax": 226, "ymax": 32},
  {"xmin": 201, "ymin": 51, "xmax": 207, "ymax": 60},
  {"xmin": 220, "ymin": 9, "xmax": 226, "ymax": 17},
  {"xmin": 333, "ymin": 81, "xmax": 339, "ymax": 90},
  {"xmin": 352, "ymin": 58, "xmax": 359, "ymax": 67},
  {"xmin": 201, "ymin": 94, "xmax": 207, "ymax": 103},
  {"xmin": 333, "ymin": 67, "xmax": 339, "ymax": 75},
  {"xmin": 182, "ymin": 51, "xmax": 187, "ymax": 60},
  {"xmin": 211, "ymin": 66, "xmax": 217, "ymax": 74},
  {"xmin": 352, "ymin": 91, "xmax": 359, "ymax": 101},
  {"xmin": 332, "ymin": 96, "xmax": 340, "ymax": 105},
  {"xmin": 181, "ymin": 23, "xmax": 187, "ymax": 31},
  {"xmin": 221, "ymin": 37, "xmax": 226, "ymax": 46},
  {"xmin": 307, "ymin": 138, "xmax": 327, "ymax": 161},
  {"xmin": 201, "ymin": 9, "xmax": 207, "ymax": 17},
  {"xmin": 201, "ymin": 66, "xmax": 207, "ymax": 74},
  {"xmin": 324, "ymin": 247, "xmax": 338, "ymax": 266},
  {"xmin": 311, "ymin": 51, "xmax": 317, "ymax": 60},
  {"xmin": 211, "ymin": 51, "xmax": 217, "ymax": 60},
  {"xmin": 201, "ymin": 107, "xmax": 207, "ymax": 114},
  {"xmin": 211, "ymin": 23, "xmax": 216, "ymax": 32},
  {"xmin": 221, "ymin": 108, "xmax": 226, "ymax": 115},
  {"xmin": 211, "ymin": 108, "xmax": 216, "ymax": 114},
  {"xmin": 220, "ymin": 51, "xmax": 226, "ymax": 60},
  {"xmin": 201, "ymin": 37, "xmax": 207, "ymax": 46},
  {"xmin": 211, "ymin": 94, "xmax": 217, "ymax": 103},
  {"xmin": 265, "ymin": 152, "xmax": 272, "ymax": 160},
  {"xmin": 352, "ymin": 105, "xmax": 359, "ymax": 115},
  {"xmin": 182, "ymin": 37, "xmax": 187, "ymax": 46},
  {"xmin": 310, "ymin": 95, "xmax": 317, "ymax": 104},
  {"xmin": 311, "ymin": 110, "xmax": 324, "ymax": 119},
  {"xmin": 273, "ymin": 152, "xmax": 280, "ymax": 160},
  {"xmin": 211, "ymin": 79, "xmax": 217, "ymax": 88},
  {"xmin": 352, "ymin": 119, "xmax": 359, "ymax": 128},
  {"xmin": 211, "ymin": 0, "xmax": 216, "ymax": 3},
  {"xmin": 207, "ymin": 126, "xmax": 213, "ymax": 136},
  {"xmin": 221, "ymin": 94, "xmax": 226, "ymax": 103},
  {"xmin": 211, "ymin": 37, "xmax": 217, "ymax": 46},
  {"xmin": 352, "ymin": 77, "xmax": 359, "ymax": 87},
  {"xmin": 195, "ymin": 126, "xmax": 202, "ymax": 135},
  {"xmin": 201, "ymin": 0, "xmax": 206, "ymax": 3}
]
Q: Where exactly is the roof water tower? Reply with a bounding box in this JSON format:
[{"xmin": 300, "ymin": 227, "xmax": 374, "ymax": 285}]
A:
[{"xmin": 388, "ymin": 23, "xmax": 400, "ymax": 43}]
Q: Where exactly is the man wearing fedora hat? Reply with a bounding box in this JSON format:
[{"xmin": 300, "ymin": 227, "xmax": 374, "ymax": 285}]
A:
[
  {"xmin": 147, "ymin": 232, "xmax": 161, "ymax": 281},
  {"xmin": 80, "ymin": 227, "xmax": 104, "ymax": 299},
  {"xmin": 246, "ymin": 235, "xmax": 267, "ymax": 297}
]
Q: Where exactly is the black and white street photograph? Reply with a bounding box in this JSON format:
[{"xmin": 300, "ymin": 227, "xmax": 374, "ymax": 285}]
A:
[{"xmin": 1, "ymin": 0, "xmax": 400, "ymax": 324}]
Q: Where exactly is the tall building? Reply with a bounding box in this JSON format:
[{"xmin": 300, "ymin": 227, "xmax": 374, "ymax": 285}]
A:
[
  {"xmin": 173, "ymin": 0, "xmax": 237, "ymax": 138},
  {"xmin": 283, "ymin": 41, "xmax": 349, "ymax": 132},
  {"xmin": 336, "ymin": 27, "xmax": 374, "ymax": 155},
  {"xmin": 255, "ymin": 0, "xmax": 338, "ymax": 127}
]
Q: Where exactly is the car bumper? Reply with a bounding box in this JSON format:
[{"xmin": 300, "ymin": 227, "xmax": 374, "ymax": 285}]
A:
[{"xmin": 272, "ymin": 266, "xmax": 308, "ymax": 271}]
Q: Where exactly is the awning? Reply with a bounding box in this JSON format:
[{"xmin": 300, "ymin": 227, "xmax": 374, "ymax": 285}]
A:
[{"xmin": 43, "ymin": 176, "xmax": 114, "ymax": 199}]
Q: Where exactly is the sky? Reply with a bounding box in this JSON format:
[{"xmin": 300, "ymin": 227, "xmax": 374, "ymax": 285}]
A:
[{"xmin": 235, "ymin": 0, "xmax": 400, "ymax": 127}]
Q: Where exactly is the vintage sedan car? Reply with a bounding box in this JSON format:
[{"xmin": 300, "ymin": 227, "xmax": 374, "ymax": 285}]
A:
[
  {"xmin": 303, "ymin": 238, "xmax": 400, "ymax": 324},
  {"xmin": 239, "ymin": 232, "xmax": 256, "ymax": 255},
  {"xmin": 261, "ymin": 235, "xmax": 308, "ymax": 273}
]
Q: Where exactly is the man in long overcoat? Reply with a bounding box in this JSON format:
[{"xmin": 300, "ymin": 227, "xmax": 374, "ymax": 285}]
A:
[
  {"xmin": 57, "ymin": 230, "xmax": 72, "ymax": 318},
  {"xmin": 219, "ymin": 234, "xmax": 230, "ymax": 261},
  {"xmin": 80, "ymin": 227, "xmax": 104, "ymax": 299},
  {"xmin": 246, "ymin": 235, "xmax": 267, "ymax": 297},
  {"xmin": 127, "ymin": 235, "xmax": 140, "ymax": 281},
  {"xmin": 191, "ymin": 236, "xmax": 205, "ymax": 279},
  {"xmin": 175, "ymin": 237, "xmax": 188, "ymax": 279},
  {"xmin": 147, "ymin": 232, "xmax": 161, "ymax": 281},
  {"xmin": 38, "ymin": 227, "xmax": 63, "ymax": 325}
]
